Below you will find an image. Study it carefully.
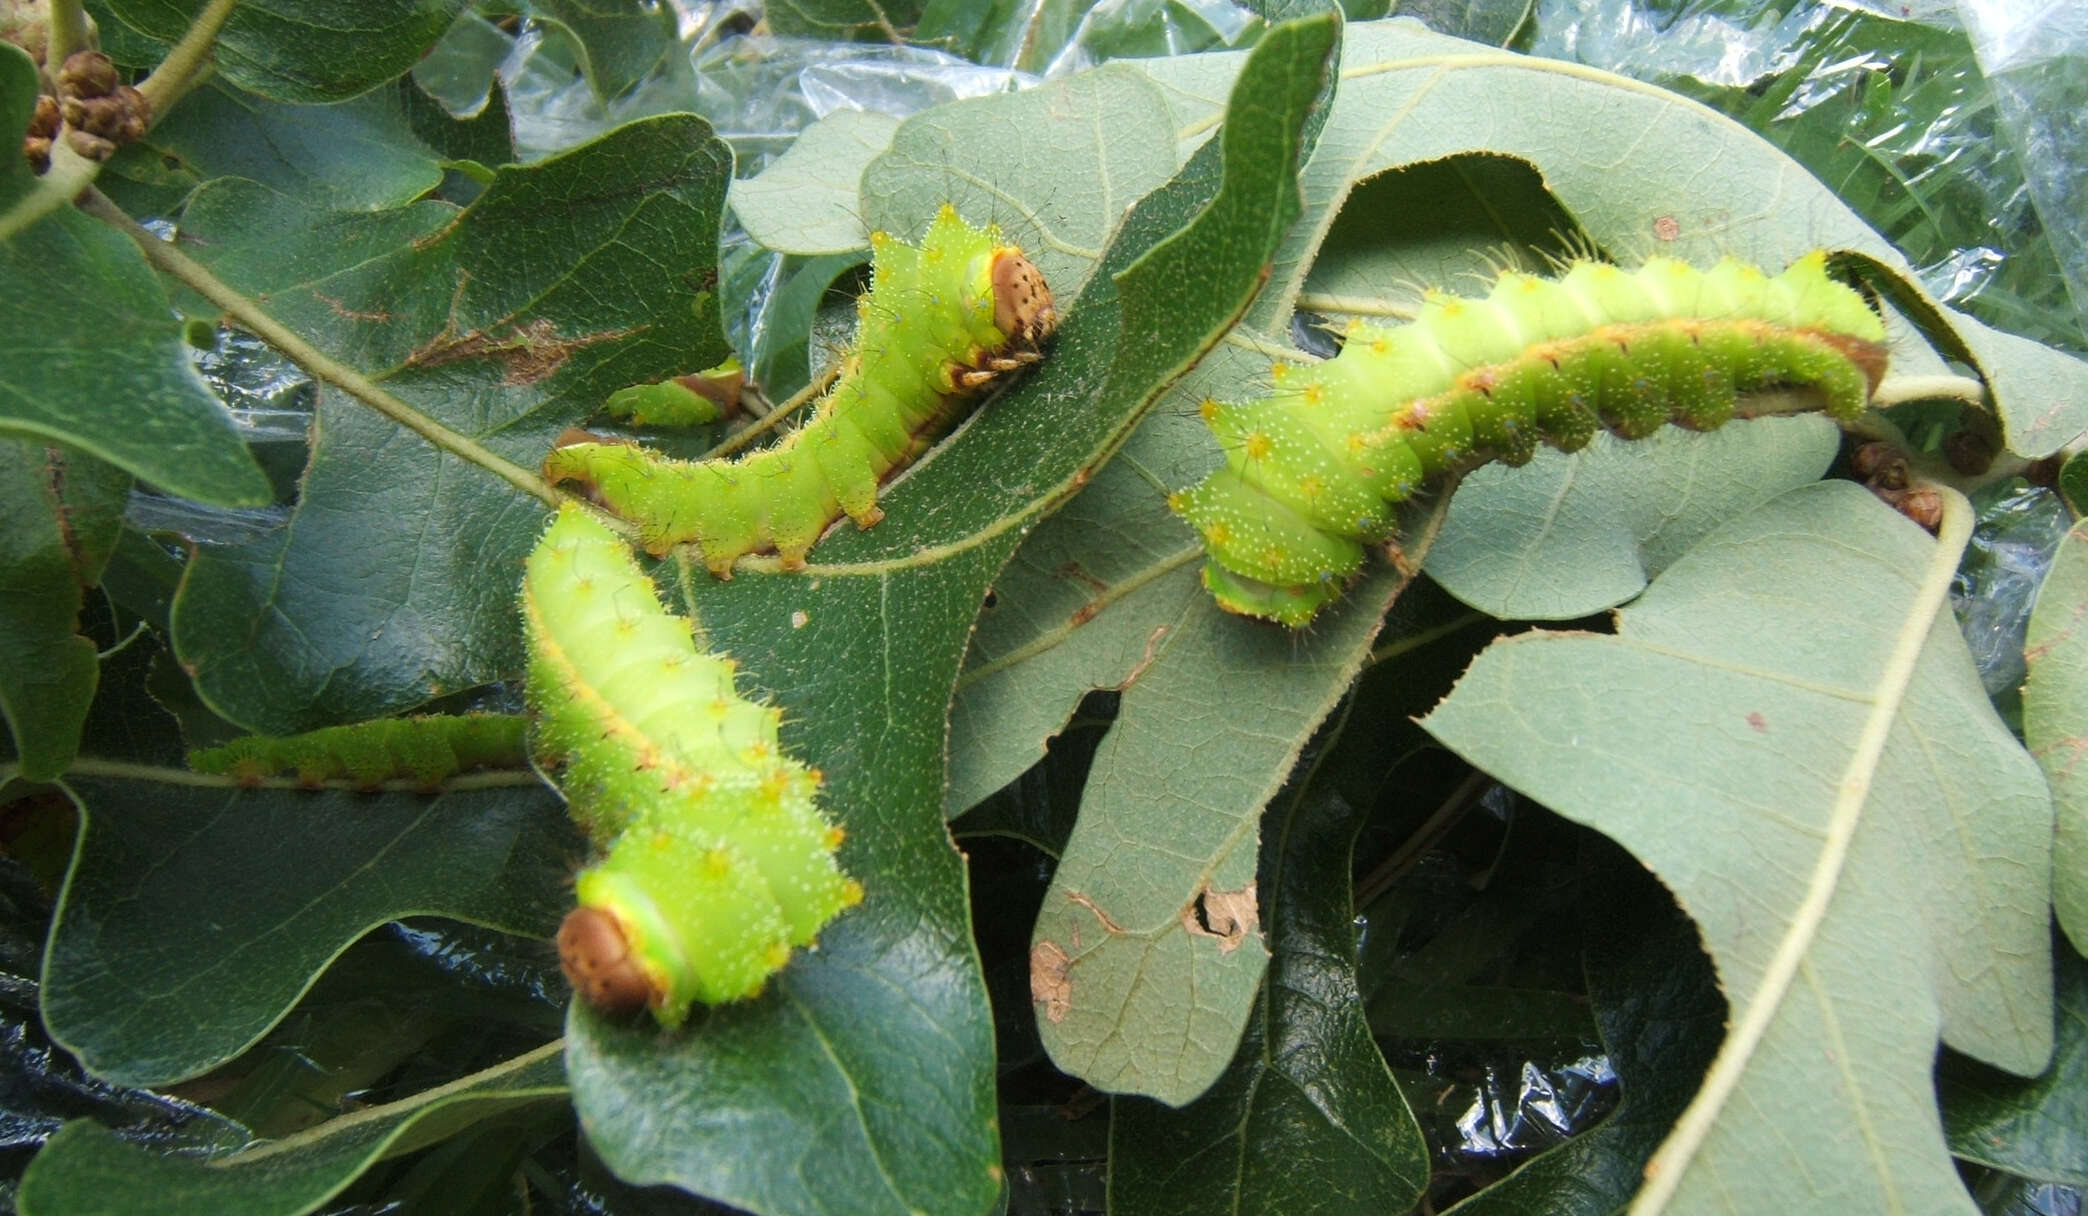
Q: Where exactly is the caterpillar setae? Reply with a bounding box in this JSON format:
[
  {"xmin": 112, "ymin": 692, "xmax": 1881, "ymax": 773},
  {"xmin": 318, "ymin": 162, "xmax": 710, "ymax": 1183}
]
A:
[
  {"xmin": 187, "ymin": 714, "xmax": 529, "ymax": 791},
  {"xmin": 520, "ymin": 503, "xmax": 862, "ymax": 1026},
  {"xmin": 543, "ymin": 205, "xmax": 1058, "ymax": 575},
  {"xmin": 1170, "ymin": 253, "xmax": 1890, "ymax": 625}
]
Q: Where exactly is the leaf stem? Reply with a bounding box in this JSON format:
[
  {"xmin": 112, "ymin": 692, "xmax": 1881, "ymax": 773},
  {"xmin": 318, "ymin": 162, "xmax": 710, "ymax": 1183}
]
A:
[
  {"xmin": 706, "ymin": 363, "xmax": 837, "ymax": 458},
  {"xmin": 43, "ymin": 0, "xmax": 92, "ymax": 74},
  {"xmin": 1870, "ymin": 372, "xmax": 1989, "ymax": 408},
  {"xmin": 1629, "ymin": 483, "xmax": 1974, "ymax": 1214},
  {"xmin": 210, "ymin": 1038, "xmax": 567, "ymax": 1165},
  {"xmin": 65, "ymin": 755, "xmax": 549, "ymax": 792},
  {"xmin": 1292, "ymin": 291, "xmax": 1415, "ymax": 319},
  {"xmin": 79, "ymin": 189, "xmax": 561, "ymax": 505},
  {"xmin": 135, "ymin": 0, "xmax": 239, "ymax": 116},
  {"xmin": 0, "ymin": 0, "xmax": 238, "ymax": 242}
]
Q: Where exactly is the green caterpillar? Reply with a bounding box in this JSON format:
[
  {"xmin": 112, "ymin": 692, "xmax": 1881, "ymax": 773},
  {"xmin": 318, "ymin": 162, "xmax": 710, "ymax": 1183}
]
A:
[
  {"xmin": 521, "ymin": 503, "xmax": 861, "ymax": 1026},
  {"xmin": 543, "ymin": 205, "xmax": 1058, "ymax": 575},
  {"xmin": 599, "ymin": 356, "xmax": 744, "ymax": 428},
  {"xmin": 187, "ymin": 714, "xmax": 528, "ymax": 792},
  {"xmin": 1171, "ymin": 253, "xmax": 1890, "ymax": 625}
]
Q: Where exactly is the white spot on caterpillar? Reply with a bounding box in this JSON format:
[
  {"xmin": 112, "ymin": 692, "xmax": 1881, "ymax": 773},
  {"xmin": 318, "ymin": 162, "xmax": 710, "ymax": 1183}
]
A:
[{"xmin": 790, "ymin": 610, "xmax": 809, "ymax": 630}]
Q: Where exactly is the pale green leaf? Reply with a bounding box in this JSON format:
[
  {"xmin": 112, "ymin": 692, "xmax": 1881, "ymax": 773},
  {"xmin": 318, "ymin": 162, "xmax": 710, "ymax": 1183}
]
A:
[
  {"xmin": 1425, "ymin": 417, "xmax": 1841, "ymax": 620},
  {"xmin": 1423, "ymin": 481, "xmax": 2053, "ymax": 1213},
  {"xmin": 730, "ymin": 109, "xmax": 902, "ymax": 254},
  {"xmin": 2026, "ymin": 519, "xmax": 2088, "ymax": 956}
]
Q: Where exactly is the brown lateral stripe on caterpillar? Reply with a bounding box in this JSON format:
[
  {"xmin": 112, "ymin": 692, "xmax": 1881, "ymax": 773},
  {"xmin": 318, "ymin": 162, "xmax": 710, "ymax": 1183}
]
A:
[
  {"xmin": 543, "ymin": 205, "xmax": 1058, "ymax": 575},
  {"xmin": 521, "ymin": 504, "xmax": 861, "ymax": 1026},
  {"xmin": 187, "ymin": 714, "xmax": 528, "ymax": 791},
  {"xmin": 1171, "ymin": 253, "xmax": 1889, "ymax": 625}
]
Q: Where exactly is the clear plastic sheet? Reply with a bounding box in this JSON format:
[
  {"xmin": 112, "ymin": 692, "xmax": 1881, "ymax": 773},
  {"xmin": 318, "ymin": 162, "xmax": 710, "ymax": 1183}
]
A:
[
  {"xmin": 130, "ymin": 327, "xmax": 301, "ymax": 546},
  {"xmin": 1449, "ymin": 1054, "xmax": 1621, "ymax": 1161},
  {"xmin": 1958, "ymin": 0, "xmax": 2088, "ymax": 333},
  {"xmin": 1950, "ymin": 480, "xmax": 2074, "ymax": 698},
  {"xmin": 1527, "ymin": 0, "xmax": 2087, "ymax": 352},
  {"xmin": 1027, "ymin": 0, "xmax": 1262, "ymax": 76},
  {"xmin": 489, "ymin": 15, "xmax": 1030, "ymax": 168}
]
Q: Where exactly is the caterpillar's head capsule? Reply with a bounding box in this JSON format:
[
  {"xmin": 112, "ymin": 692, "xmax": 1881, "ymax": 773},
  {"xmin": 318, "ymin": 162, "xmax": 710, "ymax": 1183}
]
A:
[
  {"xmin": 991, "ymin": 251, "xmax": 1058, "ymax": 346},
  {"xmin": 558, "ymin": 905, "xmax": 656, "ymax": 1015}
]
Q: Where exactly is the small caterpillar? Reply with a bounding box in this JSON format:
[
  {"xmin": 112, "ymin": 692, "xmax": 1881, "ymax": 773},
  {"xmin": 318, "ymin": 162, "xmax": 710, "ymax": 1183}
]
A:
[
  {"xmin": 186, "ymin": 714, "xmax": 528, "ymax": 792},
  {"xmin": 600, "ymin": 356, "xmax": 745, "ymax": 428},
  {"xmin": 543, "ymin": 205, "xmax": 1058, "ymax": 575},
  {"xmin": 1170, "ymin": 253, "xmax": 1890, "ymax": 625},
  {"xmin": 520, "ymin": 504, "xmax": 861, "ymax": 1026}
]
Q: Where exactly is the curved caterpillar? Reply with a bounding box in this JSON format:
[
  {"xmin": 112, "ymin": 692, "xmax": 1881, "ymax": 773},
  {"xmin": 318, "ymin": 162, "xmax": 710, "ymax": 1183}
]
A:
[
  {"xmin": 521, "ymin": 504, "xmax": 861, "ymax": 1026},
  {"xmin": 600, "ymin": 356, "xmax": 744, "ymax": 428},
  {"xmin": 1171, "ymin": 253, "xmax": 1890, "ymax": 625},
  {"xmin": 187, "ymin": 714, "xmax": 528, "ymax": 791},
  {"xmin": 543, "ymin": 205, "xmax": 1058, "ymax": 575}
]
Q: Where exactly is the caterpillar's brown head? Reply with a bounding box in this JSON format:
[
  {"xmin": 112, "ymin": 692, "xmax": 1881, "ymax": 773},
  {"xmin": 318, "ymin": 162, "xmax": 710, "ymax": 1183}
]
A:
[
  {"xmin": 991, "ymin": 251, "xmax": 1058, "ymax": 347},
  {"xmin": 558, "ymin": 905, "xmax": 657, "ymax": 1015}
]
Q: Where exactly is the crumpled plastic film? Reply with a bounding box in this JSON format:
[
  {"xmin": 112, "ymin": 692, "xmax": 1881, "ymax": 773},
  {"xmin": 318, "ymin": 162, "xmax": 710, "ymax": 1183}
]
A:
[
  {"xmin": 494, "ymin": 24, "xmax": 1029, "ymax": 168},
  {"xmin": 689, "ymin": 35, "xmax": 1032, "ymax": 168},
  {"xmin": 1528, "ymin": 0, "xmax": 2086, "ymax": 352},
  {"xmin": 1956, "ymin": 0, "xmax": 2088, "ymax": 337},
  {"xmin": 1950, "ymin": 480, "xmax": 2074, "ymax": 699}
]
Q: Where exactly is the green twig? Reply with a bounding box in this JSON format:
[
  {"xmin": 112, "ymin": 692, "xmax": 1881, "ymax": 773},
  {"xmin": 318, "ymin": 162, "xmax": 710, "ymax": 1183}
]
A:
[
  {"xmin": 64, "ymin": 755, "xmax": 548, "ymax": 792},
  {"xmin": 0, "ymin": 0, "xmax": 238, "ymax": 242},
  {"xmin": 134, "ymin": 0, "xmax": 238, "ymax": 116},
  {"xmin": 1870, "ymin": 372, "xmax": 1989, "ymax": 408},
  {"xmin": 79, "ymin": 189, "xmax": 562, "ymax": 506},
  {"xmin": 705, "ymin": 362, "xmax": 837, "ymax": 458},
  {"xmin": 43, "ymin": 0, "xmax": 93, "ymax": 75}
]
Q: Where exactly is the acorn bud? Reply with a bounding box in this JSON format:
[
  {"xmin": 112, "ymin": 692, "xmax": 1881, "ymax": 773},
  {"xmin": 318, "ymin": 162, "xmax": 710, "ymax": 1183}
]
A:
[
  {"xmin": 28, "ymin": 93, "xmax": 59, "ymax": 139},
  {"xmin": 62, "ymin": 127, "xmax": 113, "ymax": 160},
  {"xmin": 58, "ymin": 49, "xmax": 117, "ymax": 98}
]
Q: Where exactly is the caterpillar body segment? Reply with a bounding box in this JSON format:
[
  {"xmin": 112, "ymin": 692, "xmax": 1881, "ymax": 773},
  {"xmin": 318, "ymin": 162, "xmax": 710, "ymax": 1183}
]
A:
[
  {"xmin": 521, "ymin": 504, "xmax": 860, "ymax": 1025},
  {"xmin": 544, "ymin": 206, "xmax": 1059, "ymax": 576},
  {"xmin": 1171, "ymin": 253, "xmax": 1889, "ymax": 625},
  {"xmin": 186, "ymin": 714, "xmax": 528, "ymax": 791}
]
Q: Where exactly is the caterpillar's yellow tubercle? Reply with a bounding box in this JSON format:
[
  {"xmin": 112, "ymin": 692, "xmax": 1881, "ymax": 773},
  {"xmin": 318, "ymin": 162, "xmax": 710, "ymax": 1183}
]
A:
[
  {"xmin": 521, "ymin": 504, "xmax": 861, "ymax": 1026},
  {"xmin": 543, "ymin": 205, "xmax": 1058, "ymax": 575},
  {"xmin": 186, "ymin": 714, "xmax": 528, "ymax": 791},
  {"xmin": 1172, "ymin": 253, "xmax": 1890, "ymax": 625}
]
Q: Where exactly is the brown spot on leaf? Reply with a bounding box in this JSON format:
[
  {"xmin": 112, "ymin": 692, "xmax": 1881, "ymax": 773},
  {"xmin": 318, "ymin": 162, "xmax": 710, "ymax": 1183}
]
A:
[
  {"xmin": 1055, "ymin": 562, "xmax": 1109, "ymax": 594},
  {"xmin": 1067, "ymin": 890, "xmax": 1124, "ymax": 934},
  {"xmin": 311, "ymin": 292, "xmax": 394, "ymax": 324},
  {"xmin": 1653, "ymin": 215, "xmax": 1681, "ymax": 242},
  {"xmin": 1030, "ymin": 940, "xmax": 1072, "ymax": 1023},
  {"xmin": 407, "ymin": 317, "xmax": 638, "ymax": 387},
  {"xmin": 1183, "ymin": 882, "xmax": 1258, "ymax": 953},
  {"xmin": 1747, "ymin": 712, "xmax": 1768, "ymax": 732}
]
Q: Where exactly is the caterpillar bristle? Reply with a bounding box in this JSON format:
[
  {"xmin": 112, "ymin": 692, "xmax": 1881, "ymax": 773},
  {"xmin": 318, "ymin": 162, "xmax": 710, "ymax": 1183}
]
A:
[
  {"xmin": 543, "ymin": 211, "xmax": 1054, "ymax": 578},
  {"xmin": 1177, "ymin": 253, "xmax": 1889, "ymax": 625},
  {"xmin": 523, "ymin": 505, "xmax": 859, "ymax": 1026}
]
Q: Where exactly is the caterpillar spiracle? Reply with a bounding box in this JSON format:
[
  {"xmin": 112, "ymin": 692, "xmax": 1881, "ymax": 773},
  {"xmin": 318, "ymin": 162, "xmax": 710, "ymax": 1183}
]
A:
[
  {"xmin": 187, "ymin": 714, "xmax": 528, "ymax": 791},
  {"xmin": 521, "ymin": 504, "xmax": 861, "ymax": 1026},
  {"xmin": 544, "ymin": 205, "xmax": 1059, "ymax": 575},
  {"xmin": 1170, "ymin": 253, "xmax": 1890, "ymax": 625}
]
